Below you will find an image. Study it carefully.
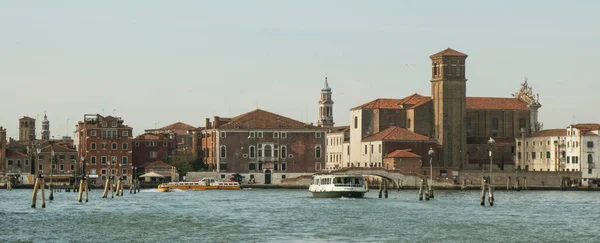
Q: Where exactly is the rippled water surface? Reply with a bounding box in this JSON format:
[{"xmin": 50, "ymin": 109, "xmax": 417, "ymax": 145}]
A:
[{"xmin": 0, "ymin": 188, "xmax": 598, "ymax": 242}]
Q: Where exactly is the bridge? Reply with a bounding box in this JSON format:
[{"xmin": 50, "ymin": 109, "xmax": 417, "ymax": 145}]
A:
[{"xmin": 320, "ymin": 167, "xmax": 455, "ymax": 188}]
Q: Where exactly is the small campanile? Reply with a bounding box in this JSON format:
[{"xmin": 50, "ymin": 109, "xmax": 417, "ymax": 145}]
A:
[
  {"xmin": 318, "ymin": 76, "xmax": 334, "ymax": 127},
  {"xmin": 430, "ymin": 48, "xmax": 468, "ymax": 169},
  {"xmin": 41, "ymin": 113, "xmax": 50, "ymax": 141}
]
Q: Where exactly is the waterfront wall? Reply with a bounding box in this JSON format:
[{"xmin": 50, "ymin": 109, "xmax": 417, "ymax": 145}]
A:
[
  {"xmin": 186, "ymin": 171, "xmax": 313, "ymax": 185},
  {"xmin": 457, "ymin": 171, "xmax": 581, "ymax": 187}
]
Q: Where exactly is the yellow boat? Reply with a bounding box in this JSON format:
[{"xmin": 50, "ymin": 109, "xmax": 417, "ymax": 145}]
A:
[
  {"xmin": 159, "ymin": 178, "xmax": 240, "ymax": 190},
  {"xmin": 158, "ymin": 184, "xmax": 170, "ymax": 192}
]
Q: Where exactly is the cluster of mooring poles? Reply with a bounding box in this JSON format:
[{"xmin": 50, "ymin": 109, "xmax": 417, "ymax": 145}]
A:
[
  {"xmin": 378, "ymin": 180, "xmax": 389, "ymax": 198},
  {"xmin": 506, "ymin": 175, "xmax": 527, "ymax": 191}
]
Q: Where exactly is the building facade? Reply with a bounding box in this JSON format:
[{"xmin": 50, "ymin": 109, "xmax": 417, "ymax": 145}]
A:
[
  {"xmin": 515, "ymin": 129, "xmax": 567, "ymax": 172},
  {"xmin": 145, "ymin": 122, "xmax": 197, "ymax": 152},
  {"xmin": 75, "ymin": 114, "xmax": 133, "ymax": 184},
  {"xmin": 201, "ymin": 109, "xmax": 327, "ymax": 184},
  {"xmin": 383, "ymin": 149, "xmax": 422, "ymax": 172},
  {"xmin": 38, "ymin": 144, "xmax": 78, "ymax": 177},
  {"xmin": 132, "ymin": 133, "xmax": 175, "ymax": 167},
  {"xmin": 569, "ymin": 124, "xmax": 600, "ymax": 186},
  {"xmin": 325, "ymin": 126, "xmax": 349, "ymax": 170},
  {"xmin": 19, "ymin": 116, "xmax": 36, "ymax": 142}
]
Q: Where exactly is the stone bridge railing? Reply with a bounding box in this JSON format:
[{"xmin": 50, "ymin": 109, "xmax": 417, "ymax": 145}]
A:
[{"xmin": 321, "ymin": 167, "xmax": 455, "ymax": 188}]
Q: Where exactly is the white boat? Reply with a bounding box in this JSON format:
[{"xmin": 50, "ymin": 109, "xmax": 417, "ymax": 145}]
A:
[{"xmin": 308, "ymin": 174, "xmax": 368, "ymax": 198}]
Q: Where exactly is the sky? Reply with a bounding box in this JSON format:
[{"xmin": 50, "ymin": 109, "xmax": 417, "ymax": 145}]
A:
[{"xmin": 1, "ymin": 0, "xmax": 599, "ymax": 138}]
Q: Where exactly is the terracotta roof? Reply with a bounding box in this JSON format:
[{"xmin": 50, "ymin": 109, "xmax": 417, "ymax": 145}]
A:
[
  {"xmin": 6, "ymin": 149, "xmax": 28, "ymax": 158},
  {"xmin": 430, "ymin": 48, "xmax": 468, "ymax": 58},
  {"xmin": 134, "ymin": 133, "xmax": 169, "ymax": 140},
  {"xmin": 328, "ymin": 126, "xmax": 350, "ymax": 133},
  {"xmin": 573, "ymin": 124, "xmax": 600, "ymax": 131},
  {"xmin": 159, "ymin": 122, "xmax": 196, "ymax": 133},
  {"xmin": 363, "ymin": 126, "xmax": 434, "ymax": 142},
  {"xmin": 40, "ymin": 144, "xmax": 76, "ymax": 153},
  {"xmin": 140, "ymin": 160, "xmax": 174, "ymax": 168},
  {"xmin": 398, "ymin": 93, "xmax": 432, "ymax": 109},
  {"xmin": 526, "ymin": 129, "xmax": 567, "ymax": 138},
  {"xmin": 386, "ymin": 149, "xmax": 421, "ymax": 158},
  {"xmin": 218, "ymin": 109, "xmax": 317, "ymax": 130},
  {"xmin": 466, "ymin": 97, "xmax": 528, "ymax": 110},
  {"xmin": 351, "ymin": 98, "xmax": 404, "ymax": 110},
  {"xmin": 19, "ymin": 116, "xmax": 35, "ymax": 120}
]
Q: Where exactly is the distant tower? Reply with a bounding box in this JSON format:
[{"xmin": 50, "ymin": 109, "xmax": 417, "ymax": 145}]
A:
[
  {"xmin": 318, "ymin": 76, "xmax": 334, "ymax": 127},
  {"xmin": 19, "ymin": 116, "xmax": 36, "ymax": 142},
  {"xmin": 42, "ymin": 113, "xmax": 50, "ymax": 140},
  {"xmin": 430, "ymin": 48, "xmax": 468, "ymax": 170}
]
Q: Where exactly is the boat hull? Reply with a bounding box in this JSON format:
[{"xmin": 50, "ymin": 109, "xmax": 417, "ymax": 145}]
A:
[
  {"xmin": 158, "ymin": 187, "xmax": 170, "ymax": 192},
  {"xmin": 311, "ymin": 191, "xmax": 365, "ymax": 198}
]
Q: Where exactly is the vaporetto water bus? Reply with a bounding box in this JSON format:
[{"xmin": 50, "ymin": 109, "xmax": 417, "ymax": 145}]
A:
[
  {"xmin": 308, "ymin": 174, "xmax": 369, "ymax": 198},
  {"xmin": 158, "ymin": 177, "xmax": 240, "ymax": 191}
]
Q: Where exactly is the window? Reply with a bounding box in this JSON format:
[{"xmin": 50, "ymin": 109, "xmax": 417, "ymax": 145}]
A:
[
  {"xmin": 101, "ymin": 156, "xmax": 107, "ymax": 164},
  {"xmin": 59, "ymin": 164, "xmax": 64, "ymax": 171},
  {"xmin": 220, "ymin": 146, "xmax": 226, "ymax": 158},
  {"xmin": 274, "ymin": 132, "xmax": 279, "ymax": 138},
  {"xmin": 249, "ymin": 163, "xmax": 256, "ymax": 170},
  {"xmin": 517, "ymin": 152, "xmax": 521, "ymax": 160},
  {"xmin": 282, "ymin": 163, "xmax": 287, "ymax": 171},
  {"xmin": 70, "ymin": 155, "xmax": 75, "ymax": 160},
  {"xmin": 492, "ymin": 118, "xmax": 499, "ymax": 130},
  {"xmin": 59, "ymin": 154, "xmax": 65, "ymax": 160},
  {"xmin": 589, "ymin": 154, "xmax": 593, "ymax": 164},
  {"xmin": 274, "ymin": 163, "xmax": 279, "ymax": 171},
  {"xmin": 407, "ymin": 119, "xmax": 411, "ymax": 128},
  {"xmin": 589, "ymin": 169, "xmax": 593, "ymax": 174},
  {"xmin": 546, "ymin": 152, "xmax": 551, "ymax": 159},
  {"xmin": 135, "ymin": 142, "xmax": 139, "ymax": 147},
  {"xmin": 281, "ymin": 132, "xmax": 287, "ymax": 138},
  {"xmin": 567, "ymin": 156, "xmax": 571, "ymax": 163},
  {"xmin": 258, "ymin": 162, "xmax": 263, "ymax": 170},
  {"xmin": 379, "ymin": 144, "xmax": 382, "ymax": 153},
  {"xmin": 111, "ymin": 121, "xmax": 117, "ymax": 127},
  {"xmin": 52, "ymin": 164, "xmax": 56, "ymax": 170},
  {"xmin": 112, "ymin": 143, "xmax": 117, "ymax": 150},
  {"xmin": 364, "ymin": 145, "xmax": 367, "ymax": 154},
  {"xmin": 91, "ymin": 156, "xmax": 96, "ymax": 164},
  {"xmin": 347, "ymin": 146, "xmax": 350, "ymax": 155},
  {"xmin": 101, "ymin": 169, "xmax": 107, "ymax": 175},
  {"xmin": 466, "ymin": 118, "xmax": 472, "ymax": 130},
  {"xmin": 354, "ymin": 116, "xmax": 358, "ymax": 129},
  {"xmin": 315, "ymin": 132, "xmax": 322, "ymax": 138},
  {"xmin": 258, "ymin": 145, "xmax": 263, "ymax": 157},
  {"xmin": 38, "ymin": 164, "xmax": 43, "ymax": 170},
  {"xmin": 163, "ymin": 151, "xmax": 168, "ymax": 159},
  {"xmin": 220, "ymin": 132, "xmax": 226, "ymax": 138},
  {"xmin": 258, "ymin": 132, "xmax": 263, "ymax": 138},
  {"xmin": 102, "ymin": 143, "xmax": 107, "ymax": 150},
  {"xmin": 250, "ymin": 146, "xmax": 256, "ymax": 158},
  {"xmin": 532, "ymin": 152, "xmax": 536, "ymax": 159},
  {"xmin": 122, "ymin": 156, "xmax": 128, "ymax": 165},
  {"xmin": 249, "ymin": 132, "xmax": 255, "ymax": 138},
  {"xmin": 264, "ymin": 145, "xmax": 272, "ymax": 157},
  {"xmin": 588, "ymin": 141, "xmax": 594, "ymax": 148},
  {"xmin": 91, "ymin": 143, "xmax": 97, "ymax": 150},
  {"xmin": 519, "ymin": 119, "xmax": 526, "ymax": 129},
  {"xmin": 7, "ymin": 160, "xmax": 12, "ymax": 165},
  {"xmin": 281, "ymin": 146, "xmax": 287, "ymax": 158},
  {"xmin": 163, "ymin": 142, "xmax": 168, "ymax": 147},
  {"xmin": 371, "ymin": 144, "xmax": 373, "ymax": 153},
  {"xmin": 282, "ymin": 174, "xmax": 286, "ymax": 179},
  {"xmin": 122, "ymin": 130, "xmax": 128, "ymax": 137},
  {"xmin": 122, "ymin": 143, "xmax": 128, "ymax": 150},
  {"xmin": 90, "ymin": 130, "xmax": 97, "ymax": 136},
  {"xmin": 274, "ymin": 144, "xmax": 279, "ymax": 158},
  {"xmin": 122, "ymin": 168, "xmax": 127, "ymax": 175},
  {"xmin": 150, "ymin": 151, "xmax": 157, "ymax": 159},
  {"xmin": 316, "ymin": 146, "xmax": 322, "ymax": 158},
  {"xmin": 111, "ymin": 156, "xmax": 117, "ymax": 164},
  {"xmin": 111, "ymin": 169, "xmax": 116, "ymax": 175}
]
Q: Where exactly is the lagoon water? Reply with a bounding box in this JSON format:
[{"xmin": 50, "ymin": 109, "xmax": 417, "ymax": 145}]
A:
[{"xmin": 0, "ymin": 188, "xmax": 598, "ymax": 242}]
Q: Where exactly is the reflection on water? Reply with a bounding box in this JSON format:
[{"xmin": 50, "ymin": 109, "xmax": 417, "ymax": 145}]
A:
[{"xmin": 0, "ymin": 189, "xmax": 598, "ymax": 242}]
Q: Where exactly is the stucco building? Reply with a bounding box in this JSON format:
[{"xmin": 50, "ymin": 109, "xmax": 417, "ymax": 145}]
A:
[
  {"xmin": 515, "ymin": 129, "xmax": 567, "ymax": 172},
  {"xmin": 325, "ymin": 126, "xmax": 349, "ymax": 170},
  {"xmin": 75, "ymin": 114, "xmax": 133, "ymax": 185},
  {"xmin": 200, "ymin": 109, "xmax": 326, "ymax": 184}
]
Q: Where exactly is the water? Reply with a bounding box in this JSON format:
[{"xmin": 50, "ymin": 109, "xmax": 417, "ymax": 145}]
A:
[{"xmin": 0, "ymin": 188, "xmax": 597, "ymax": 242}]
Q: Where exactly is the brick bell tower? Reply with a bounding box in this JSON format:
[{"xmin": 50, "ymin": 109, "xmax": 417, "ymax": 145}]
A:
[
  {"xmin": 430, "ymin": 48, "xmax": 468, "ymax": 170},
  {"xmin": 318, "ymin": 76, "xmax": 334, "ymax": 127}
]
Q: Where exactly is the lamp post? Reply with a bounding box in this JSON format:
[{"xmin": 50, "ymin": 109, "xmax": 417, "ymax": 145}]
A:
[{"xmin": 488, "ymin": 137, "xmax": 496, "ymax": 187}]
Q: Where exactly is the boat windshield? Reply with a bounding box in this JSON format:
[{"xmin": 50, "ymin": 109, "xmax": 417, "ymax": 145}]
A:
[{"xmin": 333, "ymin": 177, "xmax": 363, "ymax": 187}]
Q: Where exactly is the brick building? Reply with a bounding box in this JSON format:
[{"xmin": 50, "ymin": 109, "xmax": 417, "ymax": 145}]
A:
[
  {"xmin": 75, "ymin": 114, "xmax": 133, "ymax": 184},
  {"xmin": 145, "ymin": 122, "xmax": 197, "ymax": 152},
  {"xmin": 200, "ymin": 109, "xmax": 327, "ymax": 184},
  {"xmin": 359, "ymin": 126, "xmax": 439, "ymax": 167},
  {"xmin": 348, "ymin": 48, "xmax": 541, "ymax": 173},
  {"xmin": 383, "ymin": 149, "xmax": 422, "ymax": 172},
  {"xmin": 4, "ymin": 149, "xmax": 29, "ymax": 176},
  {"xmin": 38, "ymin": 143, "xmax": 78, "ymax": 177},
  {"xmin": 132, "ymin": 133, "xmax": 175, "ymax": 167}
]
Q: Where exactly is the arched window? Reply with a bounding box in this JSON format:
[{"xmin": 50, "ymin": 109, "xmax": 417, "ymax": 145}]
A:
[
  {"xmin": 589, "ymin": 154, "xmax": 593, "ymax": 164},
  {"xmin": 220, "ymin": 146, "xmax": 226, "ymax": 158},
  {"xmin": 281, "ymin": 146, "xmax": 287, "ymax": 158},
  {"xmin": 315, "ymin": 146, "xmax": 322, "ymax": 158},
  {"xmin": 264, "ymin": 145, "xmax": 272, "ymax": 157},
  {"xmin": 249, "ymin": 146, "xmax": 255, "ymax": 158},
  {"xmin": 354, "ymin": 116, "xmax": 358, "ymax": 129},
  {"xmin": 433, "ymin": 63, "xmax": 438, "ymax": 76}
]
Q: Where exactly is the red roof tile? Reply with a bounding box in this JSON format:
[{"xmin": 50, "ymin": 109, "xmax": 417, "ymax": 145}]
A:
[
  {"xmin": 328, "ymin": 126, "xmax": 350, "ymax": 133},
  {"xmin": 351, "ymin": 98, "xmax": 404, "ymax": 110},
  {"xmin": 219, "ymin": 109, "xmax": 317, "ymax": 130},
  {"xmin": 6, "ymin": 149, "xmax": 28, "ymax": 158},
  {"xmin": 398, "ymin": 93, "xmax": 432, "ymax": 109},
  {"xmin": 573, "ymin": 124, "xmax": 600, "ymax": 131},
  {"xmin": 526, "ymin": 129, "xmax": 567, "ymax": 138},
  {"xmin": 466, "ymin": 97, "xmax": 528, "ymax": 110},
  {"xmin": 363, "ymin": 126, "xmax": 434, "ymax": 142},
  {"xmin": 41, "ymin": 144, "xmax": 76, "ymax": 153},
  {"xmin": 386, "ymin": 149, "xmax": 421, "ymax": 158},
  {"xmin": 134, "ymin": 133, "xmax": 169, "ymax": 140},
  {"xmin": 430, "ymin": 48, "xmax": 468, "ymax": 58}
]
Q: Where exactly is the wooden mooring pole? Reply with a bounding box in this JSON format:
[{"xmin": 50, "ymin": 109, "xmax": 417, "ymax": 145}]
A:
[{"xmin": 418, "ymin": 179, "xmax": 424, "ymax": 201}]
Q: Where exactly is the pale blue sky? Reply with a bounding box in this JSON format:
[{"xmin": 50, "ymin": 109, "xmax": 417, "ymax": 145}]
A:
[{"xmin": 1, "ymin": 0, "xmax": 599, "ymax": 138}]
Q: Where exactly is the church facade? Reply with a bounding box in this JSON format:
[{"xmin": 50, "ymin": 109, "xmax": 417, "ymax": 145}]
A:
[{"xmin": 328, "ymin": 48, "xmax": 542, "ymax": 172}]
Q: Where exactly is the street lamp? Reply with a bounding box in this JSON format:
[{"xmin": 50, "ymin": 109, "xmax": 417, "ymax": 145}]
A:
[{"xmin": 488, "ymin": 137, "xmax": 496, "ymax": 187}]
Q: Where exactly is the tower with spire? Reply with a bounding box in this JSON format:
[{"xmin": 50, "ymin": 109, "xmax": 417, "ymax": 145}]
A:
[
  {"xmin": 42, "ymin": 113, "xmax": 50, "ymax": 140},
  {"xmin": 318, "ymin": 76, "xmax": 334, "ymax": 127}
]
